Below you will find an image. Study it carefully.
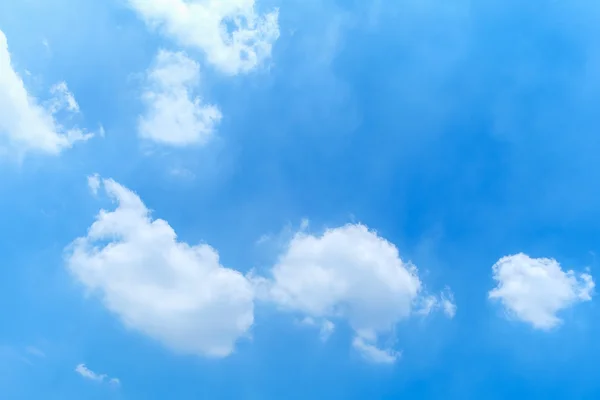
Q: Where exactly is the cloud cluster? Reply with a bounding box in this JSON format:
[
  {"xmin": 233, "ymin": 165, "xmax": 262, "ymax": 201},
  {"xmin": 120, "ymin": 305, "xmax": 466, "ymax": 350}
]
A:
[
  {"xmin": 67, "ymin": 179, "xmax": 599, "ymax": 363},
  {"xmin": 0, "ymin": 30, "xmax": 93, "ymax": 156},
  {"xmin": 131, "ymin": 0, "xmax": 279, "ymax": 147},
  {"xmin": 66, "ymin": 177, "xmax": 454, "ymax": 362},
  {"xmin": 126, "ymin": 0, "xmax": 279, "ymax": 75},
  {"xmin": 65, "ymin": 161, "xmax": 600, "ymax": 364}
]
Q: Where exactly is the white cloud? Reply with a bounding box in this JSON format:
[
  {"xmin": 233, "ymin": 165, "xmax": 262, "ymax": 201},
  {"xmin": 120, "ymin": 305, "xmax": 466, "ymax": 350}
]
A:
[
  {"xmin": 139, "ymin": 50, "xmax": 221, "ymax": 146},
  {"xmin": 416, "ymin": 287, "xmax": 457, "ymax": 318},
  {"xmin": 108, "ymin": 378, "xmax": 121, "ymax": 387},
  {"xmin": 0, "ymin": 29, "xmax": 93, "ymax": 156},
  {"xmin": 260, "ymin": 223, "xmax": 448, "ymax": 363},
  {"xmin": 75, "ymin": 364, "xmax": 105, "ymax": 382},
  {"xmin": 440, "ymin": 289, "xmax": 457, "ymax": 318},
  {"xmin": 319, "ymin": 319, "xmax": 335, "ymax": 341},
  {"xmin": 168, "ymin": 166, "xmax": 196, "ymax": 180},
  {"xmin": 298, "ymin": 317, "xmax": 335, "ymax": 342},
  {"xmin": 65, "ymin": 177, "xmax": 254, "ymax": 357},
  {"xmin": 489, "ymin": 253, "xmax": 594, "ymax": 329},
  {"xmin": 48, "ymin": 82, "xmax": 80, "ymax": 113},
  {"xmin": 352, "ymin": 335, "xmax": 399, "ymax": 364},
  {"xmin": 415, "ymin": 295, "xmax": 438, "ymax": 316},
  {"xmin": 87, "ymin": 173, "xmax": 100, "ymax": 195},
  {"xmin": 75, "ymin": 364, "xmax": 120, "ymax": 386},
  {"xmin": 126, "ymin": 0, "xmax": 279, "ymax": 75}
]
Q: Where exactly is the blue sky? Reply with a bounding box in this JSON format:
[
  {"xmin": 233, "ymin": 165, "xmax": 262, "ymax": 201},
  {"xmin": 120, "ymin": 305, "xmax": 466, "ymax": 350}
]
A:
[{"xmin": 1, "ymin": 0, "xmax": 600, "ymax": 398}]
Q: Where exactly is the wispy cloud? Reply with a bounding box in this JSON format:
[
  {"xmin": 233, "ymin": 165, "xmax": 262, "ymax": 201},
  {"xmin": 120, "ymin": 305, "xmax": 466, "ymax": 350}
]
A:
[
  {"xmin": 25, "ymin": 346, "xmax": 45, "ymax": 358},
  {"xmin": 75, "ymin": 364, "xmax": 120, "ymax": 387}
]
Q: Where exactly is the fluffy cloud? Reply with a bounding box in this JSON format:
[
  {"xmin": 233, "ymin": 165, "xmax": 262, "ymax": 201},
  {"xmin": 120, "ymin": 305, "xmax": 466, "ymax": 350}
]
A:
[
  {"xmin": 139, "ymin": 50, "xmax": 221, "ymax": 146},
  {"xmin": 489, "ymin": 253, "xmax": 594, "ymax": 329},
  {"xmin": 75, "ymin": 364, "xmax": 120, "ymax": 386},
  {"xmin": 66, "ymin": 182, "xmax": 452, "ymax": 362},
  {"xmin": 259, "ymin": 223, "xmax": 450, "ymax": 363},
  {"xmin": 126, "ymin": 0, "xmax": 280, "ymax": 75},
  {"xmin": 0, "ymin": 29, "xmax": 93, "ymax": 156},
  {"xmin": 65, "ymin": 177, "xmax": 254, "ymax": 357}
]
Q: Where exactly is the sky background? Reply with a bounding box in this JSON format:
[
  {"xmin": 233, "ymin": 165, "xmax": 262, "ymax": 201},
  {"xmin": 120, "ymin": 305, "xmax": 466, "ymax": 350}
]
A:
[{"xmin": 1, "ymin": 0, "xmax": 600, "ymax": 399}]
